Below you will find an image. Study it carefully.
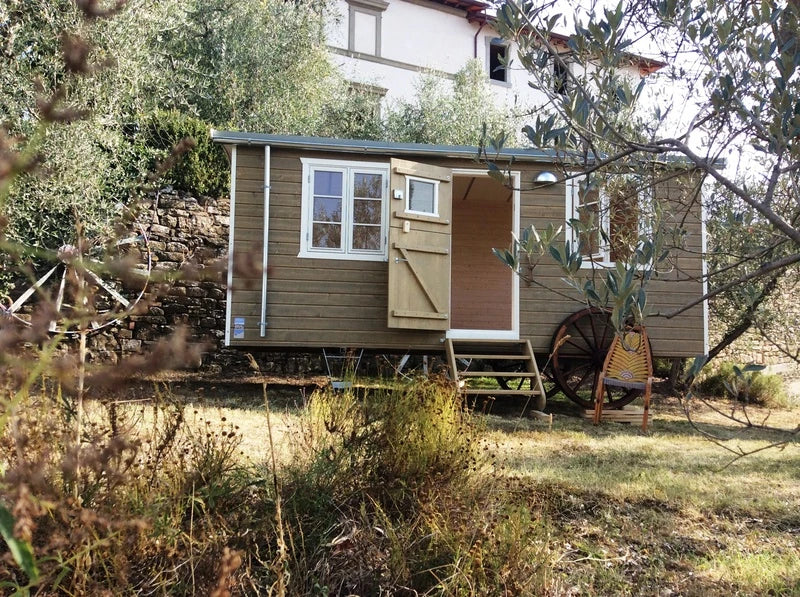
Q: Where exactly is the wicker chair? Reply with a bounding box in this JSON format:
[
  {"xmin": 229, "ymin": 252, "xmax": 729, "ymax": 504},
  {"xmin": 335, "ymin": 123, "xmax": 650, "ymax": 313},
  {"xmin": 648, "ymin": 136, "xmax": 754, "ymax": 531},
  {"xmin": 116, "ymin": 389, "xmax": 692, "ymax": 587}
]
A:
[{"xmin": 593, "ymin": 326, "xmax": 653, "ymax": 431}]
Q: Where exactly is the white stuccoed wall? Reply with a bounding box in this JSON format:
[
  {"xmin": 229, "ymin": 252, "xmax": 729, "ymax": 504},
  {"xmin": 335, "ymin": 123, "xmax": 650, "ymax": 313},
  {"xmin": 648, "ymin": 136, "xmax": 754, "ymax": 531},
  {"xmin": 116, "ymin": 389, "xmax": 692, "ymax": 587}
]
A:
[{"xmin": 326, "ymin": 0, "xmax": 552, "ymax": 110}]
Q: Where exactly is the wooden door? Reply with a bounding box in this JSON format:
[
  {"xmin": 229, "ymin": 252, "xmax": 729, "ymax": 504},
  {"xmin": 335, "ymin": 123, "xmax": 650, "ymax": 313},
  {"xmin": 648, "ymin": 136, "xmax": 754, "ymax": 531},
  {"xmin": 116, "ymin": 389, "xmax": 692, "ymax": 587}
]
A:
[{"xmin": 387, "ymin": 159, "xmax": 452, "ymax": 330}]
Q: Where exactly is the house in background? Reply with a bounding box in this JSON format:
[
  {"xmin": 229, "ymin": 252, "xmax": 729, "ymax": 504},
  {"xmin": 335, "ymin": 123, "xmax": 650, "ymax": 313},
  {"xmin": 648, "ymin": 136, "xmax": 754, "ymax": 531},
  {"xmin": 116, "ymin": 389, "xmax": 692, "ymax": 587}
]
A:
[{"xmin": 324, "ymin": 0, "xmax": 664, "ymax": 110}]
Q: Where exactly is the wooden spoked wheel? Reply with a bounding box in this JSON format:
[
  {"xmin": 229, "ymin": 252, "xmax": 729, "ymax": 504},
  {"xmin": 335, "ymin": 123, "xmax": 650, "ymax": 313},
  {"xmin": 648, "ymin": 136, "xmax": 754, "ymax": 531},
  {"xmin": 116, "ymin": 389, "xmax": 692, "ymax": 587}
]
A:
[
  {"xmin": 2, "ymin": 226, "xmax": 151, "ymax": 336},
  {"xmin": 550, "ymin": 307, "xmax": 641, "ymax": 409}
]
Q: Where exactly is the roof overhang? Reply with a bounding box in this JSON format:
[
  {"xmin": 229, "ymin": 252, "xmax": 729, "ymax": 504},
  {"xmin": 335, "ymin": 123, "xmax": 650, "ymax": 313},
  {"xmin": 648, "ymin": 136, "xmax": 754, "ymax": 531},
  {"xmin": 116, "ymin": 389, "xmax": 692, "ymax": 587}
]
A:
[{"xmin": 210, "ymin": 130, "xmax": 560, "ymax": 163}]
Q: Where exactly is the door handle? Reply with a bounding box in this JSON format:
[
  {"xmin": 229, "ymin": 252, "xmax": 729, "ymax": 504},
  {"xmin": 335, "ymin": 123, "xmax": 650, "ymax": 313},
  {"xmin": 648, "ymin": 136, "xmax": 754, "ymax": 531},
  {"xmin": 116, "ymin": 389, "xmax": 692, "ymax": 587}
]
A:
[{"xmin": 394, "ymin": 257, "xmax": 408, "ymax": 263}]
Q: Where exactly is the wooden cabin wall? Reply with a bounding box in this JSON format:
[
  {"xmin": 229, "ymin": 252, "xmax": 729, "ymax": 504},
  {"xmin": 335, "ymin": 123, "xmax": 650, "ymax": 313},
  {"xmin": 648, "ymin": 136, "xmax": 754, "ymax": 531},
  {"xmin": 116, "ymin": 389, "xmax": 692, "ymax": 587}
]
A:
[
  {"xmin": 229, "ymin": 146, "xmax": 706, "ymax": 356},
  {"xmin": 517, "ymin": 176, "xmax": 706, "ymax": 357},
  {"xmin": 230, "ymin": 147, "xmax": 444, "ymax": 350}
]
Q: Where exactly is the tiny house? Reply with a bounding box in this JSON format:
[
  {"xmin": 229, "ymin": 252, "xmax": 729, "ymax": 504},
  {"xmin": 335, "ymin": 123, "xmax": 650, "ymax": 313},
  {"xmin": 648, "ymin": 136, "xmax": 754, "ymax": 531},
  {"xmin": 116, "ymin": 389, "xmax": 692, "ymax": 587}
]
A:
[{"xmin": 212, "ymin": 131, "xmax": 707, "ymax": 370}]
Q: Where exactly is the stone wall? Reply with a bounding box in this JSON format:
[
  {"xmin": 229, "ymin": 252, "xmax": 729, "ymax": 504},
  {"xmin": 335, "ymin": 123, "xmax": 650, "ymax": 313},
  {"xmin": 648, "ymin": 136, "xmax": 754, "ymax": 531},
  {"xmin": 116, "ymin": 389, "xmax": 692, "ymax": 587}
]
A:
[{"xmin": 88, "ymin": 189, "xmax": 230, "ymax": 365}]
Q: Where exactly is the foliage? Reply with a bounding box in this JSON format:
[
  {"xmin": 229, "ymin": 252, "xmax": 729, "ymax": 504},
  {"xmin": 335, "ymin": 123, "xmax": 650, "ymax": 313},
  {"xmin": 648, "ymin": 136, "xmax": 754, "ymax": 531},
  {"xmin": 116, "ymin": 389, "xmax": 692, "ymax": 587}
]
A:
[
  {"xmin": 490, "ymin": 0, "xmax": 800, "ymax": 342},
  {"xmin": 384, "ymin": 59, "xmax": 521, "ymax": 146},
  {"xmin": 279, "ymin": 378, "xmax": 552, "ymax": 595},
  {"xmin": 494, "ymin": 195, "xmax": 679, "ymax": 331},
  {"xmin": 137, "ymin": 110, "xmax": 229, "ymax": 197},
  {"xmin": 0, "ymin": 0, "xmax": 375, "ymax": 264},
  {"xmin": 698, "ymin": 361, "xmax": 790, "ymax": 409}
]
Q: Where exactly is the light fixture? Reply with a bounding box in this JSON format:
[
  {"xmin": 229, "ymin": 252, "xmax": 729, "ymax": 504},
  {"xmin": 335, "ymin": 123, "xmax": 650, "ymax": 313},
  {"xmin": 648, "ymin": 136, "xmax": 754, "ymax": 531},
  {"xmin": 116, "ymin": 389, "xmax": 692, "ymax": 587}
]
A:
[{"xmin": 534, "ymin": 171, "xmax": 558, "ymax": 184}]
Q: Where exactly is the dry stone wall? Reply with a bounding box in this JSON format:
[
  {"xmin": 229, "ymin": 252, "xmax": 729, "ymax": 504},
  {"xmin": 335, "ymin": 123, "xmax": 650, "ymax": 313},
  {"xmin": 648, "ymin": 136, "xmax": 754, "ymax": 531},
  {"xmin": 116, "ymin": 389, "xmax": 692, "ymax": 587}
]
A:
[{"xmin": 89, "ymin": 189, "xmax": 326, "ymax": 375}]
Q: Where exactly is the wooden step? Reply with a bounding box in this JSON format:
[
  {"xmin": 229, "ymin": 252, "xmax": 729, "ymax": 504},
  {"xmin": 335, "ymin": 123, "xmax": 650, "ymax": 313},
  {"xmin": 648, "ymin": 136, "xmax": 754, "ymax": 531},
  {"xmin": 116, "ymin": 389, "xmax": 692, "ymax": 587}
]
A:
[
  {"xmin": 452, "ymin": 353, "xmax": 531, "ymax": 360},
  {"xmin": 458, "ymin": 370, "xmax": 534, "ymax": 377},
  {"xmin": 462, "ymin": 388, "xmax": 542, "ymax": 396},
  {"xmin": 445, "ymin": 338, "xmax": 547, "ymax": 411}
]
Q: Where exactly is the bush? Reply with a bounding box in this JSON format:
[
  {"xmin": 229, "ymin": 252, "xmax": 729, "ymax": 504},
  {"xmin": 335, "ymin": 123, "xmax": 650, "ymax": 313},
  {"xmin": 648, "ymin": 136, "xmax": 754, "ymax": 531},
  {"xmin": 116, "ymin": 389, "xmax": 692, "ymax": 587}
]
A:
[
  {"xmin": 698, "ymin": 361, "xmax": 790, "ymax": 408},
  {"xmin": 278, "ymin": 377, "xmax": 551, "ymax": 595},
  {"xmin": 137, "ymin": 110, "xmax": 229, "ymax": 197}
]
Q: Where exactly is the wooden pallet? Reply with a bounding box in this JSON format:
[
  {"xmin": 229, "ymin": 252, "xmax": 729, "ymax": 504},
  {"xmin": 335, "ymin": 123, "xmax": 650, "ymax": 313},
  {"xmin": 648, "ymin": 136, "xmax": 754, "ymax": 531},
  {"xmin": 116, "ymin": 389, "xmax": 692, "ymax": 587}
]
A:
[{"xmin": 581, "ymin": 405, "xmax": 652, "ymax": 424}]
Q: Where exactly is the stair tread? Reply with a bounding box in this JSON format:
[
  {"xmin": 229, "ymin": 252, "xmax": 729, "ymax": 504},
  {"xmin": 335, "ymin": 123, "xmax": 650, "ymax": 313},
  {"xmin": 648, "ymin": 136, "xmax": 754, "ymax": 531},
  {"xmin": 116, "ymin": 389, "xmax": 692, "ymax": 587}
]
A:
[
  {"xmin": 461, "ymin": 389, "xmax": 542, "ymax": 396},
  {"xmin": 453, "ymin": 354, "xmax": 531, "ymax": 360},
  {"xmin": 458, "ymin": 371, "xmax": 534, "ymax": 377}
]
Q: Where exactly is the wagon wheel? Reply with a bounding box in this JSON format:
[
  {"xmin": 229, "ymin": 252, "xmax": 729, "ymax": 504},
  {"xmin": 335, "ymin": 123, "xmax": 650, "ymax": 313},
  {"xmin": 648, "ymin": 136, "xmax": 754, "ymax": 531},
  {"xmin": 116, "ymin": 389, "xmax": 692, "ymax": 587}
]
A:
[
  {"xmin": 550, "ymin": 307, "xmax": 641, "ymax": 410},
  {"xmin": 2, "ymin": 224, "xmax": 151, "ymax": 336}
]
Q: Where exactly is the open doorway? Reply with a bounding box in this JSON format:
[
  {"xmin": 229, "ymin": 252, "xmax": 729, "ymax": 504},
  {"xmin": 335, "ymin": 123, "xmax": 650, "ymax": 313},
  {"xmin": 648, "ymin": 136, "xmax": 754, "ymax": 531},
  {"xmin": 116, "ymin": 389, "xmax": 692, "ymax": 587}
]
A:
[{"xmin": 449, "ymin": 171, "xmax": 519, "ymax": 338}]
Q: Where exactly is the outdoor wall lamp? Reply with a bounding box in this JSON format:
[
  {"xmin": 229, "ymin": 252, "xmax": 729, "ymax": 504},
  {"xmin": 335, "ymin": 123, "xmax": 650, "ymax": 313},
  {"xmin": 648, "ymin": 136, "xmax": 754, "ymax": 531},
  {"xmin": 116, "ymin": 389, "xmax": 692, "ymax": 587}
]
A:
[{"xmin": 534, "ymin": 171, "xmax": 558, "ymax": 184}]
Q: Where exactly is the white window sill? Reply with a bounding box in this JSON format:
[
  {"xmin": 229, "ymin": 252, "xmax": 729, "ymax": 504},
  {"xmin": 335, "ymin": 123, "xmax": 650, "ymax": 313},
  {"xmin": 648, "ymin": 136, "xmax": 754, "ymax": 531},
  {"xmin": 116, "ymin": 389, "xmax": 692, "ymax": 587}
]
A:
[{"xmin": 297, "ymin": 249, "xmax": 387, "ymax": 262}]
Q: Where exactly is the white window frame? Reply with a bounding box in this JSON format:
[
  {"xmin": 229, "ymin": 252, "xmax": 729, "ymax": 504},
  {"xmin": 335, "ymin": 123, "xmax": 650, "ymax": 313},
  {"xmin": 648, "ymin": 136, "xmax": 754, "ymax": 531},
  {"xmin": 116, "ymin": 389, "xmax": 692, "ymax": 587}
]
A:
[
  {"xmin": 404, "ymin": 175, "xmax": 440, "ymax": 217},
  {"xmin": 299, "ymin": 158, "xmax": 389, "ymax": 262},
  {"xmin": 566, "ymin": 174, "xmax": 652, "ymax": 268},
  {"xmin": 486, "ymin": 38, "xmax": 511, "ymax": 85}
]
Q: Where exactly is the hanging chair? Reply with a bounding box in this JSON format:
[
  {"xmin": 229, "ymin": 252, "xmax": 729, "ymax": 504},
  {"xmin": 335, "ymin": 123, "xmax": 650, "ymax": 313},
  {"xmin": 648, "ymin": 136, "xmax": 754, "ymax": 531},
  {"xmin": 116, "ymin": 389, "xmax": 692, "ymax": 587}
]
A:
[{"xmin": 593, "ymin": 326, "xmax": 653, "ymax": 431}]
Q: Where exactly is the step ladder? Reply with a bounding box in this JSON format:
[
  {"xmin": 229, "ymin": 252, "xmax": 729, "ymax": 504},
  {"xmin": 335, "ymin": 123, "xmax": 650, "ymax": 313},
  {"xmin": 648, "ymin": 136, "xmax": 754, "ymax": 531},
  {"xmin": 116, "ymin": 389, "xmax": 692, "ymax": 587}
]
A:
[{"xmin": 444, "ymin": 338, "xmax": 551, "ymax": 423}]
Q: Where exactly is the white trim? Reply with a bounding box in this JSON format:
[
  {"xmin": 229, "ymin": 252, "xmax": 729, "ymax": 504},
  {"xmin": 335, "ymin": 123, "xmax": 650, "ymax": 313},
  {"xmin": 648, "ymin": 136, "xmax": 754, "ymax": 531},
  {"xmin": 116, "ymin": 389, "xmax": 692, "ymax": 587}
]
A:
[
  {"xmin": 566, "ymin": 173, "xmax": 650, "ymax": 269},
  {"xmin": 299, "ymin": 157, "xmax": 390, "ymax": 262},
  {"xmin": 260, "ymin": 146, "xmax": 270, "ymax": 337},
  {"xmin": 446, "ymin": 168, "xmax": 521, "ymax": 340},
  {"xmin": 404, "ymin": 175, "xmax": 440, "ymax": 217},
  {"xmin": 701, "ymin": 189, "xmax": 709, "ymax": 355},
  {"xmin": 224, "ymin": 145, "xmax": 237, "ymax": 346}
]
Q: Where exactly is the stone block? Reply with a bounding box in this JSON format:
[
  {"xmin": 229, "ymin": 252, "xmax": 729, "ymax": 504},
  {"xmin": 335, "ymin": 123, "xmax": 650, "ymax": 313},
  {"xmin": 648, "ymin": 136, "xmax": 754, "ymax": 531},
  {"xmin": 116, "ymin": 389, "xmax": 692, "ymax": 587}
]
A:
[
  {"xmin": 118, "ymin": 329, "xmax": 133, "ymax": 339},
  {"xmin": 121, "ymin": 339, "xmax": 142, "ymax": 352},
  {"xmin": 149, "ymin": 224, "xmax": 172, "ymax": 237},
  {"xmin": 167, "ymin": 242, "xmax": 189, "ymax": 252}
]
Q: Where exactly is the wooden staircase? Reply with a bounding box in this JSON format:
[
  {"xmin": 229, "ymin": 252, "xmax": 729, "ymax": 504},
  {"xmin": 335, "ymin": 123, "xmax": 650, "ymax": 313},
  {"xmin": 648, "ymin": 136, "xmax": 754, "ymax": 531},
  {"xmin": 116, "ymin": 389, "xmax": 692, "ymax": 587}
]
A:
[{"xmin": 445, "ymin": 338, "xmax": 550, "ymax": 421}]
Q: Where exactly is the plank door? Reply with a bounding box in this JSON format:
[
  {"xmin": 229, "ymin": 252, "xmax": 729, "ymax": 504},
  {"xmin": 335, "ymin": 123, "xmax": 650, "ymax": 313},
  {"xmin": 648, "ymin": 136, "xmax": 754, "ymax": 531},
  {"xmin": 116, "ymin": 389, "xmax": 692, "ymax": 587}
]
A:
[{"xmin": 387, "ymin": 159, "xmax": 453, "ymax": 330}]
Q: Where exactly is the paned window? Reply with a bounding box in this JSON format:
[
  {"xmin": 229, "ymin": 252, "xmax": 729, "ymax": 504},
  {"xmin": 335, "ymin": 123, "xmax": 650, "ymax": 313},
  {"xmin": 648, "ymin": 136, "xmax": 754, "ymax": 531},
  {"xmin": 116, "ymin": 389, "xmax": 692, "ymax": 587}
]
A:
[
  {"xmin": 300, "ymin": 159, "xmax": 389, "ymax": 261},
  {"xmin": 567, "ymin": 175, "xmax": 650, "ymax": 266}
]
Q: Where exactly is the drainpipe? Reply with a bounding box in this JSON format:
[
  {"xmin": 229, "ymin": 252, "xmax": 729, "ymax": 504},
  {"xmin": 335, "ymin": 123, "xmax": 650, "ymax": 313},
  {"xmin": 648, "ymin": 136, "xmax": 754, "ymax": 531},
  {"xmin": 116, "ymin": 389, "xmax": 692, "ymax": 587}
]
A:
[{"xmin": 473, "ymin": 19, "xmax": 486, "ymax": 58}]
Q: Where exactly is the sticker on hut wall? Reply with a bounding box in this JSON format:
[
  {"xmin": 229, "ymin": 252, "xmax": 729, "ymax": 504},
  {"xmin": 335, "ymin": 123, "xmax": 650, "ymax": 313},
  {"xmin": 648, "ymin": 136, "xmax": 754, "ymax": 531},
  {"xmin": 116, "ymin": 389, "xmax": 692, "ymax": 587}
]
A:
[{"xmin": 233, "ymin": 317, "xmax": 245, "ymax": 339}]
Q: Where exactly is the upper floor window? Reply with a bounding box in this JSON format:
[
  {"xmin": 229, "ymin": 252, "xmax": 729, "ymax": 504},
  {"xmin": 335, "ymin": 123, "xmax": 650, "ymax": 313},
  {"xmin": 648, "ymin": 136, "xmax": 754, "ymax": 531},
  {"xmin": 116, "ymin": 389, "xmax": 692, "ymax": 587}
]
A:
[
  {"xmin": 300, "ymin": 158, "xmax": 389, "ymax": 261},
  {"xmin": 553, "ymin": 59, "xmax": 569, "ymax": 95},
  {"xmin": 566, "ymin": 175, "xmax": 651, "ymax": 266},
  {"xmin": 348, "ymin": 0, "xmax": 388, "ymax": 56},
  {"xmin": 488, "ymin": 39, "xmax": 509, "ymax": 83}
]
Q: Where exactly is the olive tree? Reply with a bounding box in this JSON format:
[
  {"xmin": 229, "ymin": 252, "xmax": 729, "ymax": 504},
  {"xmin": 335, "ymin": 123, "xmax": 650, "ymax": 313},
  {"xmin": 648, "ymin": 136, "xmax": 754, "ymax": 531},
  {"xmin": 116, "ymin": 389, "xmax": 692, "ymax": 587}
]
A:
[
  {"xmin": 490, "ymin": 0, "xmax": 800, "ymax": 450},
  {"xmin": 492, "ymin": 0, "xmax": 800, "ymax": 346}
]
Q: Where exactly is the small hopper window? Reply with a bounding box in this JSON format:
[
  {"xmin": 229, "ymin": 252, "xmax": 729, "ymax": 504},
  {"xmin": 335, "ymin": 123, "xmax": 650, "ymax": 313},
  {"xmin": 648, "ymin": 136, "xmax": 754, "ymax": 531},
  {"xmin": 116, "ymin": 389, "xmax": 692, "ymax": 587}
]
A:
[
  {"xmin": 406, "ymin": 177, "xmax": 439, "ymax": 216},
  {"xmin": 301, "ymin": 158, "xmax": 389, "ymax": 261}
]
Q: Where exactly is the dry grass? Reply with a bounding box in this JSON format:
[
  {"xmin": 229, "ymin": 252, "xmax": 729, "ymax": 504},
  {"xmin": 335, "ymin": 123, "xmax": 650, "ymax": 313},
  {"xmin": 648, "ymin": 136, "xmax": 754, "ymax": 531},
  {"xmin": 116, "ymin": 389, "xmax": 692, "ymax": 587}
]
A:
[{"xmin": 175, "ymin": 384, "xmax": 799, "ymax": 596}]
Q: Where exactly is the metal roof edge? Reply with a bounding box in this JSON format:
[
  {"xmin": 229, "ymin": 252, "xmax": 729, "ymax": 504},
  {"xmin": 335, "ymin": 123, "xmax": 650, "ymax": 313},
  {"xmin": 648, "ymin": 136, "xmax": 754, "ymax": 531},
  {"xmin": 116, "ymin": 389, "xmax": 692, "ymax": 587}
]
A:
[{"xmin": 210, "ymin": 130, "xmax": 558, "ymax": 163}]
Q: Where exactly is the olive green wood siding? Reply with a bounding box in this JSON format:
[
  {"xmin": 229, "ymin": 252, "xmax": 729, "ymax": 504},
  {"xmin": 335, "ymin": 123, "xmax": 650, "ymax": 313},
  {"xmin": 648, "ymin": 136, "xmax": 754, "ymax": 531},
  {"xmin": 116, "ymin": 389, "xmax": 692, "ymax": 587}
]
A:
[{"xmin": 228, "ymin": 146, "xmax": 706, "ymax": 356}]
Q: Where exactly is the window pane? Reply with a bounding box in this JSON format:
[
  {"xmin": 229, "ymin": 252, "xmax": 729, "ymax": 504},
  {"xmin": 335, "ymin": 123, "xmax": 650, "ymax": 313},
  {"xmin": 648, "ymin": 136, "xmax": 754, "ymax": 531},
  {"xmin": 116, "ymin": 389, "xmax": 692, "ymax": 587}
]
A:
[
  {"xmin": 313, "ymin": 170, "xmax": 343, "ymax": 197},
  {"xmin": 609, "ymin": 183, "xmax": 639, "ymax": 262},
  {"xmin": 352, "ymin": 225, "xmax": 381, "ymax": 250},
  {"xmin": 313, "ymin": 197, "xmax": 342, "ymax": 222},
  {"xmin": 409, "ymin": 179, "xmax": 435, "ymax": 213},
  {"xmin": 354, "ymin": 173, "xmax": 383, "ymax": 198},
  {"xmin": 353, "ymin": 198, "xmax": 381, "ymax": 224},
  {"xmin": 577, "ymin": 203, "xmax": 600, "ymax": 257},
  {"xmin": 312, "ymin": 223, "xmax": 341, "ymax": 249}
]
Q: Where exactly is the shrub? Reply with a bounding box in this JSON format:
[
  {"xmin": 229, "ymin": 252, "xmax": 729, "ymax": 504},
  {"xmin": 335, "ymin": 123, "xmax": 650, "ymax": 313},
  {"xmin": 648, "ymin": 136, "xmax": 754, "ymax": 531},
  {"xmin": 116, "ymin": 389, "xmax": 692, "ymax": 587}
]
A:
[
  {"xmin": 698, "ymin": 361, "xmax": 789, "ymax": 408},
  {"xmin": 137, "ymin": 110, "xmax": 229, "ymax": 197}
]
